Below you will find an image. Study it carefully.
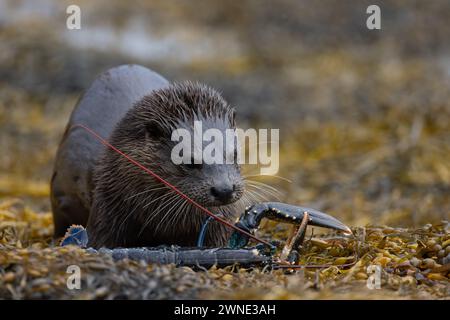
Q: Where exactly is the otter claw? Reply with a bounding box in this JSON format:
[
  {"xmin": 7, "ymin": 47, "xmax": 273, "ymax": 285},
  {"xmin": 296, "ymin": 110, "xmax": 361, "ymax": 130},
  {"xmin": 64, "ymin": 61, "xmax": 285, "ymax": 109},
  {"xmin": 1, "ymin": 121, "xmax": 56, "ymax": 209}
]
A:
[{"xmin": 229, "ymin": 202, "xmax": 352, "ymax": 249}]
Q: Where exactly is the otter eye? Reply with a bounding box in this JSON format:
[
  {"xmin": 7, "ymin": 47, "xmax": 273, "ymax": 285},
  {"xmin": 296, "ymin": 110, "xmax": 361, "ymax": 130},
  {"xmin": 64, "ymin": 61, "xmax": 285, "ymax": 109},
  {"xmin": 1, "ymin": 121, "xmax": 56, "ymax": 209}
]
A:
[{"xmin": 145, "ymin": 122, "xmax": 164, "ymax": 139}]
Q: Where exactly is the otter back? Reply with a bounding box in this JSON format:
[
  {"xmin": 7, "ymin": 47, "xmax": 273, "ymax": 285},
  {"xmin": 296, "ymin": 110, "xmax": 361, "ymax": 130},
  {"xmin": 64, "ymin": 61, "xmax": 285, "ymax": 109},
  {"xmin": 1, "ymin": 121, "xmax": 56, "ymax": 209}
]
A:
[{"xmin": 51, "ymin": 64, "xmax": 169, "ymax": 237}]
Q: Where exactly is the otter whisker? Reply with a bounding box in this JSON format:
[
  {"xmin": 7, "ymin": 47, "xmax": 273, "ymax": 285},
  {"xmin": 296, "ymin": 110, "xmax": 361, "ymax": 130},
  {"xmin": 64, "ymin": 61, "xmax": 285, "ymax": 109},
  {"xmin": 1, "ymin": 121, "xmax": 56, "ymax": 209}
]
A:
[
  {"xmin": 245, "ymin": 188, "xmax": 270, "ymax": 203},
  {"xmin": 162, "ymin": 197, "xmax": 185, "ymax": 226},
  {"xmin": 119, "ymin": 191, "xmax": 174, "ymax": 235},
  {"xmin": 246, "ymin": 188, "xmax": 280, "ymax": 202},
  {"xmin": 142, "ymin": 192, "xmax": 179, "ymax": 228},
  {"xmin": 152, "ymin": 196, "xmax": 185, "ymax": 234},
  {"xmin": 245, "ymin": 183, "xmax": 282, "ymax": 201},
  {"xmin": 134, "ymin": 191, "xmax": 174, "ymax": 215},
  {"xmin": 150, "ymin": 192, "xmax": 183, "ymax": 224},
  {"xmin": 245, "ymin": 179, "xmax": 284, "ymax": 195},
  {"xmin": 142, "ymin": 191, "xmax": 175, "ymax": 209},
  {"xmin": 168, "ymin": 200, "xmax": 186, "ymax": 229},
  {"xmin": 240, "ymin": 193, "xmax": 255, "ymax": 207},
  {"xmin": 163, "ymin": 198, "xmax": 188, "ymax": 233},
  {"xmin": 124, "ymin": 185, "xmax": 170, "ymax": 201},
  {"xmin": 243, "ymin": 174, "xmax": 292, "ymax": 183},
  {"xmin": 180, "ymin": 200, "xmax": 195, "ymax": 228},
  {"xmin": 246, "ymin": 185, "xmax": 283, "ymax": 201}
]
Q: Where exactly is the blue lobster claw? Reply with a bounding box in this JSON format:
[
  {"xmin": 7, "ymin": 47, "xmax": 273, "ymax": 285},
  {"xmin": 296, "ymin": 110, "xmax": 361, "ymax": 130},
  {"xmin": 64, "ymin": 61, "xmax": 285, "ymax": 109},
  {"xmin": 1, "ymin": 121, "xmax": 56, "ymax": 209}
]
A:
[{"xmin": 229, "ymin": 202, "xmax": 352, "ymax": 249}]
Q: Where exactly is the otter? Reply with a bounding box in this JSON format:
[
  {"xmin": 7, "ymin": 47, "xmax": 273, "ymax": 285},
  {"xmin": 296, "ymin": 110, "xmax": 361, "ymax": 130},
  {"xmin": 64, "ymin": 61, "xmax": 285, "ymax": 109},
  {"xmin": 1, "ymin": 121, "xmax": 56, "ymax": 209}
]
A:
[{"xmin": 51, "ymin": 64, "xmax": 246, "ymax": 248}]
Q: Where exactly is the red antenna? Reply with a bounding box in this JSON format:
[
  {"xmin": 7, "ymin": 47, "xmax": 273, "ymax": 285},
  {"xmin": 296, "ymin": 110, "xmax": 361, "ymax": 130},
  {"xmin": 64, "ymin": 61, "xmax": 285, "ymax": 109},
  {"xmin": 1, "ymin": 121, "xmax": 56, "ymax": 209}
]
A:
[{"xmin": 72, "ymin": 124, "xmax": 272, "ymax": 247}]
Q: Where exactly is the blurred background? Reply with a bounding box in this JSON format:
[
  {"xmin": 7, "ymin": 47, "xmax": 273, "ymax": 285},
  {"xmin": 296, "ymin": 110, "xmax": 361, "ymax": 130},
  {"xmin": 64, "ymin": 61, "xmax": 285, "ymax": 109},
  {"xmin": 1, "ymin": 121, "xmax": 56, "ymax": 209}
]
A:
[{"xmin": 0, "ymin": 0, "xmax": 449, "ymax": 228}]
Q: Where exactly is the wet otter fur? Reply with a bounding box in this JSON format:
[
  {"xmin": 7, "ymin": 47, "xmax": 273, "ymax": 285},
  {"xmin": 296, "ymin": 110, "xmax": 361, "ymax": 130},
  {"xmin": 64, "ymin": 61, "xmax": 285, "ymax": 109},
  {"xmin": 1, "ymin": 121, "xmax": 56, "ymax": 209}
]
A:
[{"xmin": 51, "ymin": 65, "xmax": 245, "ymax": 248}]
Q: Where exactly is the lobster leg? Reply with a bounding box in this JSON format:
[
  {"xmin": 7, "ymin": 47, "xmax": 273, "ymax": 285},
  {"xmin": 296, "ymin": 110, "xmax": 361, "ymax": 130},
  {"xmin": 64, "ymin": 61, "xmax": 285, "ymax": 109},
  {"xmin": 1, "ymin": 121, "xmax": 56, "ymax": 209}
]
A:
[{"xmin": 279, "ymin": 211, "xmax": 310, "ymax": 263}]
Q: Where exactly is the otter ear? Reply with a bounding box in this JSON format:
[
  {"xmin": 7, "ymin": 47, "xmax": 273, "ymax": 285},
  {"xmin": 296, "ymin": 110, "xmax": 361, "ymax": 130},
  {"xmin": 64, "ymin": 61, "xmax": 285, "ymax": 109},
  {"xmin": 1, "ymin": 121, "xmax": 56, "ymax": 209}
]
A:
[{"xmin": 145, "ymin": 121, "xmax": 165, "ymax": 139}]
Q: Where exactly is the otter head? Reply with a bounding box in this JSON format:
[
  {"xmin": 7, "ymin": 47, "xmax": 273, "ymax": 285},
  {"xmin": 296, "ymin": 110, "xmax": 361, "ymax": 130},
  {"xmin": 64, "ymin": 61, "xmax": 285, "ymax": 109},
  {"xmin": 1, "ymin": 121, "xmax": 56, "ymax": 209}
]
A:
[{"xmin": 108, "ymin": 82, "xmax": 244, "ymax": 216}]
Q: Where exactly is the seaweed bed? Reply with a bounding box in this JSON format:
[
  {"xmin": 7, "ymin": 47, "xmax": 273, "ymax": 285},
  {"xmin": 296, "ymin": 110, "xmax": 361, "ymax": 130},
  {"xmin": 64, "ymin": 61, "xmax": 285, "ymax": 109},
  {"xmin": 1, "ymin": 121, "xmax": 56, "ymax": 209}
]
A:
[
  {"xmin": 0, "ymin": 198, "xmax": 449, "ymax": 299},
  {"xmin": 0, "ymin": 0, "xmax": 450, "ymax": 299}
]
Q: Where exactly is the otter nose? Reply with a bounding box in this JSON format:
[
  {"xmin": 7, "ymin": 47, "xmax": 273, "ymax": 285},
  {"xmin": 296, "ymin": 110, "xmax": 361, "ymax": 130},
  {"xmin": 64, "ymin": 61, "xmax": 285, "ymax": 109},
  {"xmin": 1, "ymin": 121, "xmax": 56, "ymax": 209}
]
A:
[{"xmin": 210, "ymin": 185, "xmax": 235, "ymax": 204}]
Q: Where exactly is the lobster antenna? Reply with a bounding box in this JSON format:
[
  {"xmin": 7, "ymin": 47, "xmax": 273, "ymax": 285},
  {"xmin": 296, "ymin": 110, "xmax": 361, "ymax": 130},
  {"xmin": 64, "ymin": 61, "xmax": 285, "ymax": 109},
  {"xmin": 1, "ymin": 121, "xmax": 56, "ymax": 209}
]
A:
[{"xmin": 72, "ymin": 124, "xmax": 273, "ymax": 247}]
